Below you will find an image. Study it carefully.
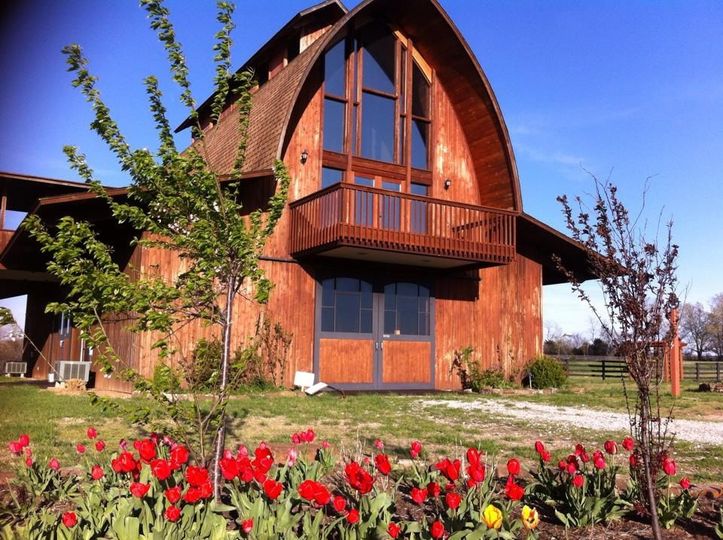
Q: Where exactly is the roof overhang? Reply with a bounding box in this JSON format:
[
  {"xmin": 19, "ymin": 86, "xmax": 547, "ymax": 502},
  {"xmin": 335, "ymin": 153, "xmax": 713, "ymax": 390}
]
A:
[
  {"xmin": 0, "ymin": 171, "xmax": 93, "ymax": 212},
  {"xmin": 517, "ymin": 213, "xmax": 597, "ymax": 285}
]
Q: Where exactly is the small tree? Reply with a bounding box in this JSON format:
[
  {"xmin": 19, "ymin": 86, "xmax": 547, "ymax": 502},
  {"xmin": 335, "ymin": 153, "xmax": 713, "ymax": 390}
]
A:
[
  {"xmin": 25, "ymin": 0, "xmax": 290, "ymax": 498},
  {"xmin": 680, "ymin": 302, "xmax": 710, "ymax": 360},
  {"xmin": 556, "ymin": 178, "xmax": 678, "ymax": 539},
  {"xmin": 707, "ymin": 293, "xmax": 723, "ymax": 360}
]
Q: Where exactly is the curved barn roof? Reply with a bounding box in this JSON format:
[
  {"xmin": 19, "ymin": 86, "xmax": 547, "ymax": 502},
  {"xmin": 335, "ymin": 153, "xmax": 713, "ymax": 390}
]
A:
[{"xmin": 186, "ymin": 0, "xmax": 522, "ymax": 211}]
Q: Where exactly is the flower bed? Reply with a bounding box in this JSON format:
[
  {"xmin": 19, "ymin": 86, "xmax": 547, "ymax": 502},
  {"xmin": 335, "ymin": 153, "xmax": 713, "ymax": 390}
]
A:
[{"xmin": 2, "ymin": 428, "xmax": 702, "ymax": 539}]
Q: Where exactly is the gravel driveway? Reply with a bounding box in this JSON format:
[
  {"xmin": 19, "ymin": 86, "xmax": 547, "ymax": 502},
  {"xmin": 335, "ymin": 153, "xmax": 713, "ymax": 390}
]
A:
[{"xmin": 418, "ymin": 398, "xmax": 723, "ymax": 446}]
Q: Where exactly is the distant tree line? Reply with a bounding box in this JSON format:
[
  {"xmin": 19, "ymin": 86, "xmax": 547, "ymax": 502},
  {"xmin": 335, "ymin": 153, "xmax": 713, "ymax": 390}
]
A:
[
  {"xmin": 543, "ymin": 335, "xmax": 611, "ymax": 356},
  {"xmin": 680, "ymin": 294, "xmax": 723, "ymax": 360}
]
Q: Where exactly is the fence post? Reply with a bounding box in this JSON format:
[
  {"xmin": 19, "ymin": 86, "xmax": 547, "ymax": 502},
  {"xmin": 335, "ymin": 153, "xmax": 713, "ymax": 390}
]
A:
[
  {"xmin": 717, "ymin": 361, "xmax": 721, "ymax": 383},
  {"xmin": 695, "ymin": 362, "xmax": 700, "ymax": 382},
  {"xmin": 602, "ymin": 359, "xmax": 606, "ymax": 381}
]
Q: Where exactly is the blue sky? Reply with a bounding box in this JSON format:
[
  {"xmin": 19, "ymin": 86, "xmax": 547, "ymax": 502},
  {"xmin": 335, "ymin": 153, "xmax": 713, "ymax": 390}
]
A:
[{"xmin": 1, "ymin": 0, "xmax": 722, "ymax": 338}]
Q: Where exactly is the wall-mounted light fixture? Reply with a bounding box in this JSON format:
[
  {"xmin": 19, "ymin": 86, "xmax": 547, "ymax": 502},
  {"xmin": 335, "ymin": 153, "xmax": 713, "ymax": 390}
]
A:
[
  {"xmin": 444, "ymin": 178, "xmax": 452, "ymax": 190},
  {"xmin": 300, "ymin": 149, "xmax": 309, "ymax": 164}
]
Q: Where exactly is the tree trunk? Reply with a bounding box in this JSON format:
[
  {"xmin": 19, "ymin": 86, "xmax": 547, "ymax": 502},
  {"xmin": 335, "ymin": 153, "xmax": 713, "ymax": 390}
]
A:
[
  {"xmin": 212, "ymin": 276, "xmax": 236, "ymax": 500},
  {"xmin": 639, "ymin": 391, "xmax": 663, "ymax": 540}
]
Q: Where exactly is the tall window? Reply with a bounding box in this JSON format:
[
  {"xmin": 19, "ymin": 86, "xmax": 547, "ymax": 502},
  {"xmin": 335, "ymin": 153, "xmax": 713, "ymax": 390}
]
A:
[{"xmin": 321, "ymin": 23, "xmax": 432, "ymax": 192}]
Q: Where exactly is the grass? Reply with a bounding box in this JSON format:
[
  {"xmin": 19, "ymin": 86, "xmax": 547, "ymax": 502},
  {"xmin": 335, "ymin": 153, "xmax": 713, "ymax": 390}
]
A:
[
  {"xmin": 495, "ymin": 376, "xmax": 723, "ymax": 420},
  {"xmin": 0, "ymin": 379, "xmax": 721, "ymax": 484}
]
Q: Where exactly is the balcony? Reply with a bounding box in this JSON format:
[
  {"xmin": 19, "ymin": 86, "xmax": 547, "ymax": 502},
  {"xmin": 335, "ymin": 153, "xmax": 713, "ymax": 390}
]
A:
[{"xmin": 289, "ymin": 183, "xmax": 516, "ymax": 268}]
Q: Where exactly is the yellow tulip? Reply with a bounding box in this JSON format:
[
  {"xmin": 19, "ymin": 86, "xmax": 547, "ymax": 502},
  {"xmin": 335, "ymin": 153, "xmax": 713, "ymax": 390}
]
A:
[
  {"xmin": 482, "ymin": 504, "xmax": 503, "ymax": 530},
  {"xmin": 521, "ymin": 505, "xmax": 540, "ymax": 530}
]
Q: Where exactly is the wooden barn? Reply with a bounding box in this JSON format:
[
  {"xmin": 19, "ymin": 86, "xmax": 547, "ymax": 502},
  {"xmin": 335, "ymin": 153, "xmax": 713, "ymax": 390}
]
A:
[{"xmin": 0, "ymin": 0, "xmax": 593, "ymax": 392}]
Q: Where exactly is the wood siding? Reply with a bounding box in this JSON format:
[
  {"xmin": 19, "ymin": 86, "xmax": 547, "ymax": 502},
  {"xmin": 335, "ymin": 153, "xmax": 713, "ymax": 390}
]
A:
[{"xmin": 434, "ymin": 255, "xmax": 543, "ymax": 389}]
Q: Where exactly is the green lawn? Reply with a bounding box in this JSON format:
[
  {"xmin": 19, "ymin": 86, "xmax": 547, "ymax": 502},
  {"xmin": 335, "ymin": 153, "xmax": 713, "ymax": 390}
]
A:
[
  {"xmin": 497, "ymin": 377, "xmax": 723, "ymax": 420},
  {"xmin": 1, "ymin": 378, "xmax": 721, "ymax": 484}
]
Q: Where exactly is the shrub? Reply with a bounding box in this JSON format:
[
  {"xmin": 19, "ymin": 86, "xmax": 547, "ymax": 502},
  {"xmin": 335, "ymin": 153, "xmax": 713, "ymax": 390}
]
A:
[
  {"xmin": 527, "ymin": 356, "xmax": 567, "ymax": 389},
  {"xmin": 451, "ymin": 346, "xmax": 513, "ymax": 391},
  {"xmin": 151, "ymin": 362, "xmax": 181, "ymax": 393}
]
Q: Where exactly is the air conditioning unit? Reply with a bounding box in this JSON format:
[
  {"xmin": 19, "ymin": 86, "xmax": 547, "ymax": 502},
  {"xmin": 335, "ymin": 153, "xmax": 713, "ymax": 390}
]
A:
[
  {"xmin": 5, "ymin": 362, "xmax": 27, "ymax": 376},
  {"xmin": 57, "ymin": 361, "xmax": 91, "ymax": 382}
]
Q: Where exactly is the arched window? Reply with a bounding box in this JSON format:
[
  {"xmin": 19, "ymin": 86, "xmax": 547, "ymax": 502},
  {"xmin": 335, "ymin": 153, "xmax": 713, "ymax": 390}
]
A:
[{"xmin": 321, "ymin": 23, "xmax": 432, "ymax": 193}]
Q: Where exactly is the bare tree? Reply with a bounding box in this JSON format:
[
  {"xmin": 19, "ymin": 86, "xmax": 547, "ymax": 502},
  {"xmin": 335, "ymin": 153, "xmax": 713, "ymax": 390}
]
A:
[
  {"xmin": 708, "ymin": 294, "xmax": 723, "ymax": 359},
  {"xmin": 680, "ymin": 302, "xmax": 710, "ymax": 360},
  {"xmin": 555, "ymin": 177, "xmax": 678, "ymax": 540}
]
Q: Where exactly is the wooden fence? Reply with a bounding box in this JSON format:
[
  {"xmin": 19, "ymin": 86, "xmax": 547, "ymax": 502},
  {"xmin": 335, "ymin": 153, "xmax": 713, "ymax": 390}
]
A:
[
  {"xmin": 683, "ymin": 360, "xmax": 723, "ymax": 383},
  {"xmin": 549, "ymin": 355, "xmax": 722, "ymax": 383},
  {"xmin": 550, "ymin": 355, "xmax": 628, "ymax": 380}
]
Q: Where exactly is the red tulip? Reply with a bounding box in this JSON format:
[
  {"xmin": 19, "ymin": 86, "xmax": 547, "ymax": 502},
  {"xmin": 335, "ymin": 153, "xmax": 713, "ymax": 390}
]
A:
[
  {"xmin": 8, "ymin": 441, "xmax": 23, "ymax": 455},
  {"xmin": 466, "ymin": 447, "xmax": 482, "ymax": 467},
  {"xmin": 467, "ymin": 463, "xmax": 485, "ymax": 484},
  {"xmin": 263, "ymin": 479, "xmax": 283, "ymax": 500},
  {"xmin": 165, "ymin": 505, "xmax": 181, "ymax": 522},
  {"xmin": 679, "ymin": 477, "xmax": 691, "ymax": 490},
  {"xmin": 388, "ymin": 522, "xmax": 402, "ymax": 538},
  {"xmin": 345, "ymin": 461, "xmax": 374, "ymax": 494},
  {"xmin": 445, "ymin": 491, "xmax": 462, "ymax": 509},
  {"xmin": 572, "ymin": 474, "xmax": 584, "ymax": 488},
  {"xmin": 151, "ymin": 458, "xmax": 172, "ymax": 481},
  {"xmin": 346, "ymin": 508, "xmax": 360, "ymax": 524},
  {"xmin": 61, "ymin": 511, "xmax": 77, "ymax": 528},
  {"xmin": 375, "ymin": 454, "xmax": 392, "ymax": 476},
  {"xmin": 130, "ymin": 482, "xmax": 150, "ymax": 498},
  {"xmin": 622, "ymin": 436, "xmax": 635, "ymax": 452},
  {"xmin": 170, "ymin": 445, "xmax": 189, "ymax": 469},
  {"xmin": 86, "ymin": 427, "xmax": 97, "ymax": 440},
  {"xmin": 435, "ymin": 458, "xmax": 461, "ymax": 482},
  {"xmin": 95, "ymin": 440, "xmax": 106, "ymax": 452},
  {"xmin": 662, "ymin": 458, "xmax": 677, "ymax": 476},
  {"xmin": 185, "ymin": 466, "xmax": 209, "ymax": 487},
  {"xmin": 534, "ymin": 440, "xmax": 545, "ymax": 455},
  {"xmin": 604, "ymin": 440, "xmax": 617, "ymax": 455},
  {"xmin": 219, "ymin": 456, "xmax": 239, "ymax": 481},
  {"xmin": 409, "ymin": 440, "xmax": 422, "ymax": 459},
  {"xmin": 134, "ymin": 438, "xmax": 156, "ymax": 462},
  {"xmin": 594, "ymin": 456, "xmax": 606, "ymax": 470},
  {"xmin": 411, "ymin": 487, "xmax": 427, "ymax": 505},
  {"xmin": 333, "ymin": 495, "xmax": 347, "ymax": 512},
  {"xmin": 505, "ymin": 476, "xmax": 524, "ymax": 500},
  {"xmin": 430, "ymin": 520, "xmax": 445, "ymax": 539},
  {"xmin": 427, "ymin": 481, "xmax": 441, "ymax": 497},
  {"xmin": 49, "ymin": 457, "xmax": 60, "ymax": 471},
  {"xmin": 199, "ymin": 480, "xmax": 213, "ymax": 500},
  {"xmin": 165, "ymin": 486, "xmax": 182, "ymax": 504},
  {"xmin": 91, "ymin": 464, "xmax": 104, "ymax": 480},
  {"xmin": 241, "ymin": 518, "xmax": 254, "ymax": 534},
  {"xmin": 184, "ymin": 486, "xmax": 202, "ymax": 504},
  {"xmin": 18, "ymin": 434, "xmax": 30, "ymax": 447},
  {"xmin": 506, "ymin": 458, "xmax": 521, "ymax": 476}
]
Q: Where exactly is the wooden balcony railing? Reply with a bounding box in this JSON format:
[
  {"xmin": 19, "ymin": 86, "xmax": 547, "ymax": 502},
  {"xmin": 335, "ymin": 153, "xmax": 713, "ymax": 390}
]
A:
[{"xmin": 289, "ymin": 183, "xmax": 516, "ymax": 265}]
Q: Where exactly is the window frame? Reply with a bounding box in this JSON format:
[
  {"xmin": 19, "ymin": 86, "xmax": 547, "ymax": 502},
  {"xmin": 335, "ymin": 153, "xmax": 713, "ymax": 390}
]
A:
[{"xmin": 320, "ymin": 26, "xmax": 434, "ymax": 195}]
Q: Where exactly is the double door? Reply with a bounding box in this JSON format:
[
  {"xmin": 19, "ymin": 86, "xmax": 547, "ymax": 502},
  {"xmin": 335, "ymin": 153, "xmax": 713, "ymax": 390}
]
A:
[{"xmin": 315, "ymin": 276, "xmax": 434, "ymax": 390}]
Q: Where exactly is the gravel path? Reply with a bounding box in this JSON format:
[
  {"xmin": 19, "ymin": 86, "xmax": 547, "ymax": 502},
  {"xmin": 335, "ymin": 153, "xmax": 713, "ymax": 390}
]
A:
[{"xmin": 418, "ymin": 398, "xmax": 723, "ymax": 446}]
